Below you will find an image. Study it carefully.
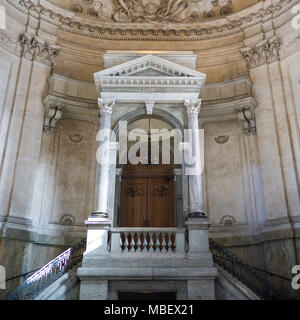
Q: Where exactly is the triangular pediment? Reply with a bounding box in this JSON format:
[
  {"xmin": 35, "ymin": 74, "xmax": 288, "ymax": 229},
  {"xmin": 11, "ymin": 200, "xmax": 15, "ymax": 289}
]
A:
[{"xmin": 94, "ymin": 55, "xmax": 206, "ymax": 79}]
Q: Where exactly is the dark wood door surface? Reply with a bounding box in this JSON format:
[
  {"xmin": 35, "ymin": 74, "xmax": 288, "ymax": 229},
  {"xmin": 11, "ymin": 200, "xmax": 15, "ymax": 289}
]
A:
[{"xmin": 120, "ymin": 165, "xmax": 174, "ymax": 228}]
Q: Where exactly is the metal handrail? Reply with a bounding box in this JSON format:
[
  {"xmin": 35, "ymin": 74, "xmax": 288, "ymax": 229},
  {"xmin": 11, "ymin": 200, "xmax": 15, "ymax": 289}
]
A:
[
  {"xmin": 209, "ymin": 238, "xmax": 288, "ymax": 300},
  {"xmin": 8, "ymin": 236, "xmax": 289, "ymax": 300},
  {"xmin": 7, "ymin": 238, "xmax": 86, "ymax": 300}
]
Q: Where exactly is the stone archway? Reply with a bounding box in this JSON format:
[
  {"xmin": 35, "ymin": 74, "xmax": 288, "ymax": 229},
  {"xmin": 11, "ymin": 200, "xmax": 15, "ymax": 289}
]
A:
[{"xmin": 110, "ymin": 115, "xmax": 184, "ymax": 228}]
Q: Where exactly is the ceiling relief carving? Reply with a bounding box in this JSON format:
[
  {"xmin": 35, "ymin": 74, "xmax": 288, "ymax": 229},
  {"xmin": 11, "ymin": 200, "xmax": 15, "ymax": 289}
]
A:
[
  {"xmin": 11, "ymin": 0, "xmax": 294, "ymax": 41},
  {"xmin": 72, "ymin": 0, "xmax": 233, "ymax": 22}
]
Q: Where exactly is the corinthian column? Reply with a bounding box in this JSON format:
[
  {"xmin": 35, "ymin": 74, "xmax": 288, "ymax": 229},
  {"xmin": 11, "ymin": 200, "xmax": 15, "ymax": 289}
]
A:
[
  {"xmin": 184, "ymin": 99, "xmax": 205, "ymax": 218},
  {"xmin": 94, "ymin": 98, "xmax": 116, "ymax": 217}
]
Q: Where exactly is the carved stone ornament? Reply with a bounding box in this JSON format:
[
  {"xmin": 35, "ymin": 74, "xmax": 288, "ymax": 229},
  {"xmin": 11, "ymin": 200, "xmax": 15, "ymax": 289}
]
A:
[
  {"xmin": 236, "ymin": 106, "xmax": 256, "ymax": 136},
  {"xmin": 220, "ymin": 215, "xmax": 236, "ymax": 225},
  {"xmin": 14, "ymin": 0, "xmax": 292, "ymax": 40},
  {"xmin": 98, "ymin": 98, "xmax": 116, "ymax": 115},
  {"xmin": 91, "ymin": 0, "xmax": 233, "ymax": 23},
  {"xmin": 69, "ymin": 134, "xmax": 84, "ymax": 143},
  {"xmin": 19, "ymin": 33, "xmax": 60, "ymax": 66},
  {"xmin": 59, "ymin": 214, "xmax": 77, "ymax": 225},
  {"xmin": 184, "ymin": 99, "xmax": 202, "ymax": 115},
  {"xmin": 241, "ymin": 37, "xmax": 280, "ymax": 69},
  {"xmin": 215, "ymin": 135, "xmax": 229, "ymax": 144},
  {"xmin": 43, "ymin": 104, "xmax": 63, "ymax": 135}
]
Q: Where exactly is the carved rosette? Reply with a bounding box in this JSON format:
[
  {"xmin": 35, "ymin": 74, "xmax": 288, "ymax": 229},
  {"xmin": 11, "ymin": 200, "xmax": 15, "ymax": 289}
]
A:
[
  {"xmin": 19, "ymin": 33, "xmax": 60, "ymax": 66},
  {"xmin": 184, "ymin": 99, "xmax": 202, "ymax": 115},
  {"xmin": 97, "ymin": 98, "xmax": 116, "ymax": 115},
  {"xmin": 241, "ymin": 38, "xmax": 280, "ymax": 69}
]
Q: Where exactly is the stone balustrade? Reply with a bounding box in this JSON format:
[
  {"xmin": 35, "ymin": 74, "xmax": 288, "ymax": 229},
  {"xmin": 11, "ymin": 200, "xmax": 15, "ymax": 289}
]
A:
[{"xmin": 110, "ymin": 228, "xmax": 186, "ymax": 253}]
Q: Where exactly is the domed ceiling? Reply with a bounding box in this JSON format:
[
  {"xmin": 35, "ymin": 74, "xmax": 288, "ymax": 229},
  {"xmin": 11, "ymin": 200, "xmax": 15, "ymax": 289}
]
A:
[{"xmin": 47, "ymin": 0, "xmax": 260, "ymax": 23}]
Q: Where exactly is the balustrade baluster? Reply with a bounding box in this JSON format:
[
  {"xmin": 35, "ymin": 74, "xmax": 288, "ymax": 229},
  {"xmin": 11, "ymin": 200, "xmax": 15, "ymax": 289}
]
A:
[
  {"xmin": 120, "ymin": 234, "xmax": 123, "ymax": 252},
  {"xmin": 142, "ymin": 233, "xmax": 148, "ymax": 252},
  {"xmin": 129, "ymin": 232, "xmax": 135, "ymax": 252},
  {"xmin": 161, "ymin": 233, "xmax": 167, "ymax": 253},
  {"xmin": 168, "ymin": 232, "xmax": 173, "ymax": 252},
  {"xmin": 124, "ymin": 232, "xmax": 129, "ymax": 252},
  {"xmin": 136, "ymin": 233, "xmax": 142, "ymax": 252},
  {"xmin": 149, "ymin": 232, "xmax": 154, "ymax": 252},
  {"xmin": 154, "ymin": 233, "xmax": 160, "ymax": 252}
]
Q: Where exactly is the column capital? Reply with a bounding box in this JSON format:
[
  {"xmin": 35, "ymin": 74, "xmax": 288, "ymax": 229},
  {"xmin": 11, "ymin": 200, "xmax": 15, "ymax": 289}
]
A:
[
  {"xmin": 98, "ymin": 98, "xmax": 116, "ymax": 115},
  {"xmin": 184, "ymin": 99, "xmax": 202, "ymax": 115},
  {"xmin": 240, "ymin": 37, "xmax": 280, "ymax": 69}
]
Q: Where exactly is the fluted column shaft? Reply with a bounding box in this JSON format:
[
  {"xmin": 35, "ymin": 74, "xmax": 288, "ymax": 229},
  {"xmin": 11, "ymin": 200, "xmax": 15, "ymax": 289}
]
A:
[
  {"xmin": 184, "ymin": 99, "xmax": 205, "ymax": 217},
  {"xmin": 94, "ymin": 98, "xmax": 115, "ymax": 216}
]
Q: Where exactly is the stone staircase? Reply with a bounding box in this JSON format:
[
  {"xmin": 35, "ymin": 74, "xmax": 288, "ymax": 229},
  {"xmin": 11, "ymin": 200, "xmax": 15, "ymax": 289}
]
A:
[{"xmin": 7, "ymin": 236, "xmax": 289, "ymax": 300}]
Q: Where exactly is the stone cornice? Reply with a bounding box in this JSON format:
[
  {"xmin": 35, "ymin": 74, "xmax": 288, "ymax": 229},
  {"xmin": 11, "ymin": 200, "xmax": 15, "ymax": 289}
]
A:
[{"xmin": 4, "ymin": 0, "xmax": 296, "ymax": 41}]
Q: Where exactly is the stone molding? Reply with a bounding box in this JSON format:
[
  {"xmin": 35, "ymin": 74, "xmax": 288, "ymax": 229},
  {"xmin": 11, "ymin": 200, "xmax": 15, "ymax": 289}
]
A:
[
  {"xmin": 5, "ymin": 0, "xmax": 295, "ymax": 41},
  {"xmin": 241, "ymin": 37, "xmax": 280, "ymax": 69},
  {"xmin": 19, "ymin": 33, "xmax": 60, "ymax": 66},
  {"xmin": 236, "ymin": 105, "xmax": 256, "ymax": 136}
]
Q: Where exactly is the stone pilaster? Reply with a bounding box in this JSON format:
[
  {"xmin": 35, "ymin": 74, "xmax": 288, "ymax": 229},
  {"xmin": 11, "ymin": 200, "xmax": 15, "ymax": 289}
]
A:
[{"xmin": 241, "ymin": 37, "xmax": 300, "ymax": 221}]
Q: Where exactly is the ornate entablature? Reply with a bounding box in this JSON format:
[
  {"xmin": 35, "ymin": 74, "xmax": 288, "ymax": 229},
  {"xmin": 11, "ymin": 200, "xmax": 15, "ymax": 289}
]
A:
[
  {"xmin": 94, "ymin": 54, "xmax": 207, "ymax": 105},
  {"xmin": 9, "ymin": 0, "xmax": 295, "ymax": 41}
]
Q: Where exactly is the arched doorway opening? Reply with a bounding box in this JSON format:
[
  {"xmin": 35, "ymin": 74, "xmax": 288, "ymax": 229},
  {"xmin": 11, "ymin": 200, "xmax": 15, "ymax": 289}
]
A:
[{"xmin": 115, "ymin": 117, "xmax": 181, "ymax": 228}]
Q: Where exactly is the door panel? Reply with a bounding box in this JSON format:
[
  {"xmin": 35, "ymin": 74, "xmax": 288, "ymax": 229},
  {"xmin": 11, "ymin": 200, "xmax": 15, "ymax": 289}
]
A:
[
  {"xmin": 120, "ymin": 178, "xmax": 147, "ymax": 227},
  {"xmin": 120, "ymin": 174, "xmax": 174, "ymax": 228},
  {"xmin": 148, "ymin": 177, "xmax": 174, "ymax": 227}
]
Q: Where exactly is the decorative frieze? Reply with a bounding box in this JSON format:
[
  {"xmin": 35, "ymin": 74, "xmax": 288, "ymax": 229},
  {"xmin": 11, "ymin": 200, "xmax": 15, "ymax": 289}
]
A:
[
  {"xmin": 10, "ymin": 0, "xmax": 294, "ymax": 41},
  {"xmin": 241, "ymin": 37, "xmax": 280, "ymax": 69},
  {"xmin": 19, "ymin": 33, "xmax": 60, "ymax": 66},
  {"xmin": 236, "ymin": 106, "xmax": 256, "ymax": 136},
  {"xmin": 43, "ymin": 103, "xmax": 63, "ymax": 135}
]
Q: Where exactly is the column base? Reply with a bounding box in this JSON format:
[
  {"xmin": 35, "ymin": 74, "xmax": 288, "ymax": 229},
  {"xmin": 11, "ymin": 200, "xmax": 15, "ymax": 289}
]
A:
[
  {"xmin": 188, "ymin": 211, "xmax": 206, "ymax": 219},
  {"xmin": 92, "ymin": 211, "xmax": 109, "ymax": 218}
]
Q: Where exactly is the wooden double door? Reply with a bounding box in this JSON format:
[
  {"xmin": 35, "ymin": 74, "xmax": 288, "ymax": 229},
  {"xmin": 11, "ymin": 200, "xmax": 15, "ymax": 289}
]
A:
[{"xmin": 120, "ymin": 165, "xmax": 174, "ymax": 228}]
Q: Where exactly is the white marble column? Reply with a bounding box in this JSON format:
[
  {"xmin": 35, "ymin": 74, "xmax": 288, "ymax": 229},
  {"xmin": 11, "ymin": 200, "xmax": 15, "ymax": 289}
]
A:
[
  {"xmin": 184, "ymin": 99, "xmax": 205, "ymax": 217},
  {"xmin": 94, "ymin": 98, "xmax": 115, "ymax": 217}
]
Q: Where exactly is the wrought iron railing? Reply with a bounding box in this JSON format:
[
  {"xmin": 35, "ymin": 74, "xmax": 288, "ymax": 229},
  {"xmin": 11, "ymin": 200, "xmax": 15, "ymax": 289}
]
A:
[
  {"xmin": 7, "ymin": 238, "xmax": 86, "ymax": 300},
  {"xmin": 209, "ymin": 238, "xmax": 289, "ymax": 300},
  {"xmin": 8, "ymin": 235, "xmax": 289, "ymax": 300}
]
